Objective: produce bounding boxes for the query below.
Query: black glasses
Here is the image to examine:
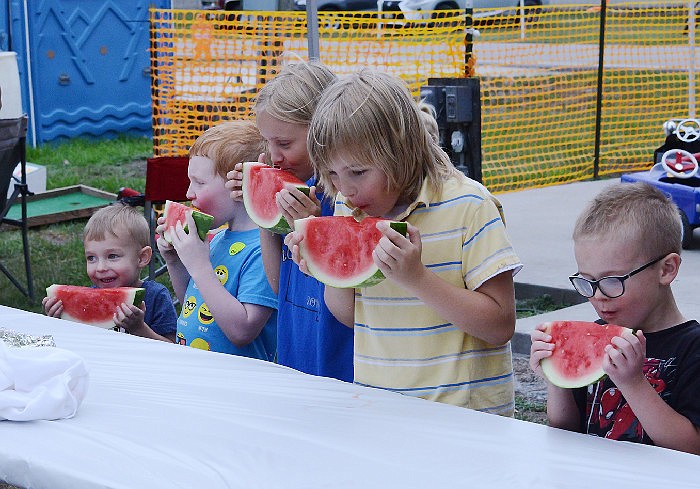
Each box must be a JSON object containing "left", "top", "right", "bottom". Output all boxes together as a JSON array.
[{"left": 569, "top": 255, "right": 667, "bottom": 298}]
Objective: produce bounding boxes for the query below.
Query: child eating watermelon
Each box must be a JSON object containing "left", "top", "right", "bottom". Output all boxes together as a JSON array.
[
  {"left": 225, "top": 62, "right": 354, "bottom": 382},
  {"left": 530, "top": 182, "right": 700, "bottom": 454},
  {"left": 286, "top": 69, "right": 523, "bottom": 414},
  {"left": 42, "top": 203, "right": 178, "bottom": 342},
  {"left": 155, "top": 120, "right": 278, "bottom": 360}
]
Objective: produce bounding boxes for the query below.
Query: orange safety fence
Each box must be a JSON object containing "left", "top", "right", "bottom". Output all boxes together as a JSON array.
[
  {"left": 150, "top": 8, "right": 467, "bottom": 157},
  {"left": 150, "top": 3, "right": 700, "bottom": 193}
]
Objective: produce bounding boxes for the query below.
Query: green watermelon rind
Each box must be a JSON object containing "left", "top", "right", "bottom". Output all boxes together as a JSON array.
[
  {"left": 296, "top": 218, "right": 408, "bottom": 289},
  {"left": 242, "top": 162, "right": 310, "bottom": 234},
  {"left": 540, "top": 321, "right": 633, "bottom": 389},
  {"left": 46, "top": 284, "right": 146, "bottom": 329},
  {"left": 162, "top": 200, "right": 215, "bottom": 243}
]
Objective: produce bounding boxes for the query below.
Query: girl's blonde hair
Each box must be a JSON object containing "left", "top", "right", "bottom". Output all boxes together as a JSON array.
[
  {"left": 573, "top": 182, "right": 682, "bottom": 257},
  {"left": 189, "top": 120, "right": 265, "bottom": 179},
  {"left": 308, "top": 69, "right": 455, "bottom": 202},
  {"left": 254, "top": 61, "right": 336, "bottom": 125},
  {"left": 417, "top": 100, "right": 439, "bottom": 144},
  {"left": 84, "top": 203, "right": 150, "bottom": 249}
]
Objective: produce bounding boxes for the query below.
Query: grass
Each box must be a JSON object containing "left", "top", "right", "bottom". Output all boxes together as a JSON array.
[
  {"left": 0, "top": 135, "right": 158, "bottom": 314},
  {"left": 28, "top": 134, "right": 153, "bottom": 191},
  {"left": 515, "top": 396, "right": 547, "bottom": 424},
  {"left": 516, "top": 294, "right": 567, "bottom": 319}
]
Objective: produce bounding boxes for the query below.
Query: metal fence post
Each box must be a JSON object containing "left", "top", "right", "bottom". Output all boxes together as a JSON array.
[
  {"left": 307, "top": 0, "right": 319, "bottom": 61},
  {"left": 593, "top": 0, "right": 607, "bottom": 180},
  {"left": 689, "top": 0, "right": 696, "bottom": 118}
]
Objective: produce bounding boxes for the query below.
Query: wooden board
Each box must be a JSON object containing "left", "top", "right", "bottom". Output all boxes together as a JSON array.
[{"left": 4, "top": 185, "right": 117, "bottom": 227}]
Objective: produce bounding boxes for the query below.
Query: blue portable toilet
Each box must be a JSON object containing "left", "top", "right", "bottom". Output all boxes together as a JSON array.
[{"left": 2, "top": 0, "right": 171, "bottom": 146}]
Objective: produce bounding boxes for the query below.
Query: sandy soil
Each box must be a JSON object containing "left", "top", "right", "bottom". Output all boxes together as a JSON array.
[{"left": 513, "top": 353, "right": 548, "bottom": 424}]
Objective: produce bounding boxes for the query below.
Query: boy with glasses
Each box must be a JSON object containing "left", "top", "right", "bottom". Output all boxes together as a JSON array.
[{"left": 529, "top": 182, "right": 700, "bottom": 454}]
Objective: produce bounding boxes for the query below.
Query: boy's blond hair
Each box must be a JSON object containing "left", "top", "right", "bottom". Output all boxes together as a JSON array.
[
  {"left": 84, "top": 203, "right": 150, "bottom": 249},
  {"left": 573, "top": 182, "right": 682, "bottom": 257},
  {"left": 254, "top": 61, "right": 336, "bottom": 126},
  {"left": 309, "top": 69, "right": 455, "bottom": 202},
  {"left": 189, "top": 120, "right": 265, "bottom": 179}
]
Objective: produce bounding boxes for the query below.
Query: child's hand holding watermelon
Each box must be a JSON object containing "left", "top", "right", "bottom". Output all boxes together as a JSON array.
[
  {"left": 225, "top": 161, "right": 246, "bottom": 203},
  {"left": 113, "top": 301, "right": 148, "bottom": 336},
  {"left": 528, "top": 323, "right": 554, "bottom": 380},
  {"left": 602, "top": 329, "right": 647, "bottom": 391},
  {"left": 162, "top": 213, "right": 212, "bottom": 273},
  {"left": 371, "top": 220, "right": 423, "bottom": 289},
  {"left": 155, "top": 216, "right": 178, "bottom": 259},
  {"left": 276, "top": 183, "right": 322, "bottom": 232},
  {"left": 283, "top": 231, "right": 309, "bottom": 275},
  {"left": 42, "top": 295, "right": 64, "bottom": 319},
  {"left": 225, "top": 152, "right": 266, "bottom": 203}
]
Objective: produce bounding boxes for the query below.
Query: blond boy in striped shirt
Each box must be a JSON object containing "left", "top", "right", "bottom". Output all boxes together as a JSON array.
[{"left": 287, "top": 70, "right": 522, "bottom": 415}]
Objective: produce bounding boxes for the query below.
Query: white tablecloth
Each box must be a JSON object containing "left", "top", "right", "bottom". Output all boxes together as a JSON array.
[{"left": 0, "top": 305, "right": 696, "bottom": 488}]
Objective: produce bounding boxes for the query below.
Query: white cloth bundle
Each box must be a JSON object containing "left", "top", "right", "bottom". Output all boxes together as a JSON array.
[{"left": 0, "top": 339, "right": 89, "bottom": 421}]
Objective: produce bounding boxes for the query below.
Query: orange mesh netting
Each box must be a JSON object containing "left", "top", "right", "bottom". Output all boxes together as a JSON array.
[
  {"left": 150, "top": 8, "right": 466, "bottom": 156},
  {"left": 151, "top": 3, "right": 699, "bottom": 193}
]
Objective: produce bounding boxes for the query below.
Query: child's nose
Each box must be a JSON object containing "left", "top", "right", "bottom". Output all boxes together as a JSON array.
[
  {"left": 269, "top": 148, "right": 284, "bottom": 165},
  {"left": 591, "top": 286, "right": 608, "bottom": 300},
  {"left": 340, "top": 181, "right": 354, "bottom": 198}
]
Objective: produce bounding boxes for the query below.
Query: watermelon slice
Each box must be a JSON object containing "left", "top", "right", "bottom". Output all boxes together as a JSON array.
[
  {"left": 162, "top": 200, "right": 214, "bottom": 244},
  {"left": 294, "top": 216, "right": 408, "bottom": 288},
  {"left": 46, "top": 284, "right": 146, "bottom": 329},
  {"left": 540, "top": 320, "right": 633, "bottom": 388},
  {"left": 242, "top": 161, "right": 310, "bottom": 234}
]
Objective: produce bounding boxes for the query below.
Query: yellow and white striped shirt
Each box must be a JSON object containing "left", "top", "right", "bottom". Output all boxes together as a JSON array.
[{"left": 336, "top": 171, "right": 522, "bottom": 415}]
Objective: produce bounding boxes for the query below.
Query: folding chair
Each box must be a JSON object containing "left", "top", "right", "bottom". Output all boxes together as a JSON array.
[
  {"left": 144, "top": 156, "right": 190, "bottom": 280},
  {"left": 0, "top": 115, "right": 34, "bottom": 299}
]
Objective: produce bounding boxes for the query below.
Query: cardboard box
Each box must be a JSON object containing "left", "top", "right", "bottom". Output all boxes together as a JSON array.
[{"left": 7, "top": 162, "right": 47, "bottom": 199}]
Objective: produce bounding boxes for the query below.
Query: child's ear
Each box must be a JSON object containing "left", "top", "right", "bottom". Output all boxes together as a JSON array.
[
  {"left": 659, "top": 253, "right": 681, "bottom": 285},
  {"left": 138, "top": 246, "right": 153, "bottom": 268}
]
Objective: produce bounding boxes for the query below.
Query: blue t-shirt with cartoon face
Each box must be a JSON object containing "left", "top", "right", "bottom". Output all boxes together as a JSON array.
[{"left": 176, "top": 228, "right": 277, "bottom": 360}]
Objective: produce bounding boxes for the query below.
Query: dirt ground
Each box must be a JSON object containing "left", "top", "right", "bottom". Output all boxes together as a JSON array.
[{"left": 513, "top": 353, "right": 548, "bottom": 424}]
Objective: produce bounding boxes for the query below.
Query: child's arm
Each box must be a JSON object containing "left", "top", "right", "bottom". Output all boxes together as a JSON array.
[
  {"left": 172, "top": 214, "right": 274, "bottom": 347},
  {"left": 529, "top": 324, "right": 581, "bottom": 431},
  {"left": 260, "top": 229, "right": 282, "bottom": 295},
  {"left": 155, "top": 216, "right": 190, "bottom": 304},
  {"left": 374, "top": 221, "right": 515, "bottom": 345},
  {"left": 605, "top": 330, "right": 700, "bottom": 454},
  {"left": 324, "top": 286, "right": 355, "bottom": 328}
]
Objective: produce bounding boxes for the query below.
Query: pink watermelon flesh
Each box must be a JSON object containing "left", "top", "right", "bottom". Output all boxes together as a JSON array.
[
  {"left": 162, "top": 200, "right": 214, "bottom": 243},
  {"left": 46, "top": 284, "right": 146, "bottom": 329},
  {"left": 295, "top": 216, "right": 408, "bottom": 288},
  {"left": 540, "top": 320, "right": 633, "bottom": 388},
  {"left": 242, "top": 162, "right": 310, "bottom": 234}
]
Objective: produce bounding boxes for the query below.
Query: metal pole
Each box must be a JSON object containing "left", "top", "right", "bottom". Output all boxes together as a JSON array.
[
  {"left": 307, "top": 0, "right": 320, "bottom": 61},
  {"left": 465, "top": 0, "right": 473, "bottom": 74},
  {"left": 22, "top": 0, "right": 37, "bottom": 147},
  {"left": 592, "top": 0, "right": 607, "bottom": 180},
  {"left": 689, "top": 0, "right": 696, "bottom": 118}
]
